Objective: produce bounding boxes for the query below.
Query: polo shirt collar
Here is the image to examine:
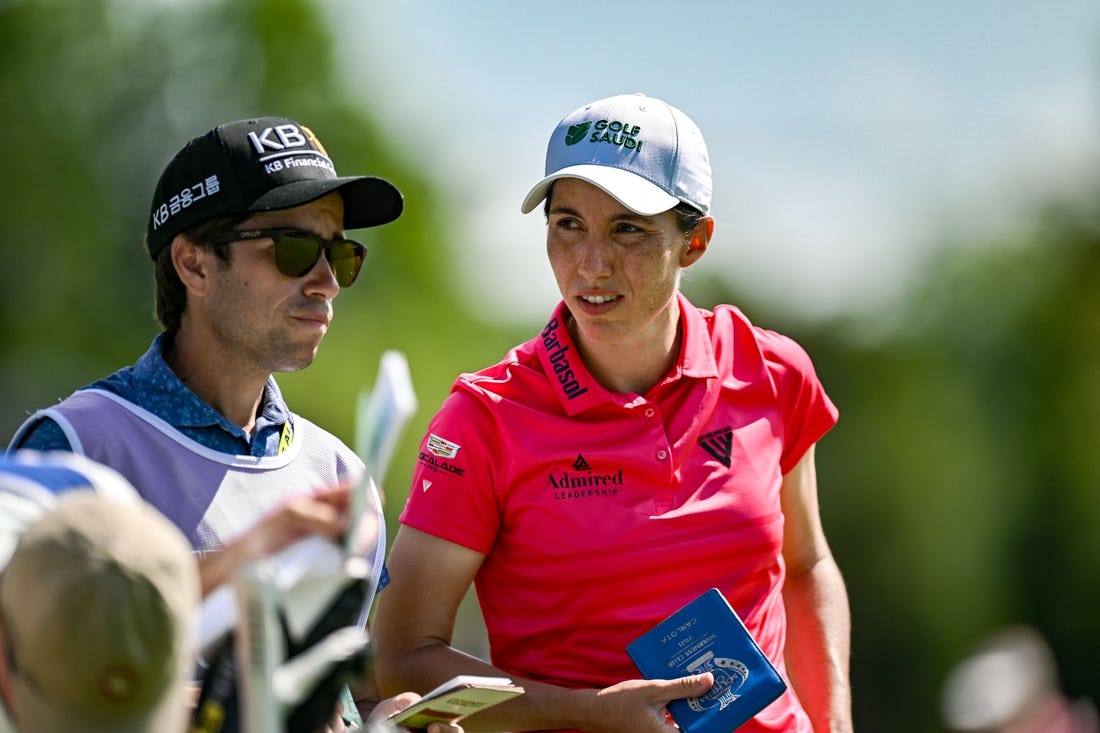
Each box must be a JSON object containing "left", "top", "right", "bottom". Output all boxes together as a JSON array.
[
  {"left": 138, "top": 332, "right": 292, "bottom": 436},
  {"left": 675, "top": 291, "right": 719, "bottom": 381},
  {"left": 536, "top": 304, "right": 602, "bottom": 416},
  {"left": 538, "top": 294, "right": 718, "bottom": 415}
]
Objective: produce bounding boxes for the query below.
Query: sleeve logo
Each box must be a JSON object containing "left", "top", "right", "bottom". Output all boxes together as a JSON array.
[{"left": 426, "top": 433, "right": 461, "bottom": 459}]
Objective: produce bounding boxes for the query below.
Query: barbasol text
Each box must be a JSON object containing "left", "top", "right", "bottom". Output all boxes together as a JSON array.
[{"left": 541, "top": 317, "right": 588, "bottom": 400}]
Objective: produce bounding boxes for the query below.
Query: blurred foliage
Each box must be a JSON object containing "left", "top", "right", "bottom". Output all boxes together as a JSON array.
[
  {"left": 787, "top": 207, "right": 1100, "bottom": 726},
  {"left": 2, "top": 1, "right": 1097, "bottom": 731},
  {"left": 0, "top": 0, "right": 525, "bottom": 518}
]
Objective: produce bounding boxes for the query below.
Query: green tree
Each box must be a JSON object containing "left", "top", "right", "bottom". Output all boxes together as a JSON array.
[{"left": 795, "top": 202, "right": 1100, "bottom": 730}]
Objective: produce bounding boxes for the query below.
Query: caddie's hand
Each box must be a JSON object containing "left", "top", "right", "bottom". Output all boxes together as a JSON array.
[
  {"left": 582, "top": 673, "right": 714, "bottom": 733},
  {"left": 367, "top": 691, "right": 464, "bottom": 732},
  {"left": 244, "top": 483, "right": 352, "bottom": 559},
  {"left": 198, "top": 483, "right": 356, "bottom": 596}
]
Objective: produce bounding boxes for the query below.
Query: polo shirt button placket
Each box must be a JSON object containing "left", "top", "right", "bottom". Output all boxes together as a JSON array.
[{"left": 653, "top": 445, "right": 675, "bottom": 512}]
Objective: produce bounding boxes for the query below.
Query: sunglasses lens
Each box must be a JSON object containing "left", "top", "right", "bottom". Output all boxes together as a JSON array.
[
  {"left": 273, "top": 233, "right": 323, "bottom": 278},
  {"left": 269, "top": 232, "right": 365, "bottom": 286},
  {"left": 328, "top": 240, "right": 365, "bottom": 287}
]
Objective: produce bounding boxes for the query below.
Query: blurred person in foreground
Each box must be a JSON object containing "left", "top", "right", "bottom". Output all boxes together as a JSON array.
[
  {"left": 941, "top": 625, "right": 1098, "bottom": 733},
  {"left": 0, "top": 454, "right": 460, "bottom": 733},
  {"left": 373, "top": 92, "right": 853, "bottom": 732},
  {"left": 4, "top": 117, "right": 451, "bottom": 729},
  {"left": 0, "top": 490, "right": 198, "bottom": 733},
  {"left": 0, "top": 451, "right": 167, "bottom": 733}
]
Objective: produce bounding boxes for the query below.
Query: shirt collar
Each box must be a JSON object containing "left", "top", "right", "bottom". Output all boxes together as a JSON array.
[
  {"left": 537, "top": 294, "right": 718, "bottom": 415},
  {"left": 675, "top": 291, "right": 719, "bottom": 380},
  {"left": 536, "top": 304, "right": 603, "bottom": 416},
  {"left": 136, "top": 332, "right": 292, "bottom": 435}
]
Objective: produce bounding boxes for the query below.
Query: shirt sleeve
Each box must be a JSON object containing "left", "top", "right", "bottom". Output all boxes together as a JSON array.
[
  {"left": 8, "top": 417, "right": 72, "bottom": 452},
  {"left": 756, "top": 328, "right": 838, "bottom": 474},
  {"left": 398, "top": 385, "right": 503, "bottom": 555}
]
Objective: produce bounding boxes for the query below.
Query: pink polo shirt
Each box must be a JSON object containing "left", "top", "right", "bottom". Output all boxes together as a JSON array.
[{"left": 400, "top": 293, "right": 838, "bottom": 732}]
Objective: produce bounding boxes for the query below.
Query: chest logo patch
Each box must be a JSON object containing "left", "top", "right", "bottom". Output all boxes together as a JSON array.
[
  {"left": 545, "top": 455, "right": 624, "bottom": 500},
  {"left": 698, "top": 426, "right": 733, "bottom": 467}
]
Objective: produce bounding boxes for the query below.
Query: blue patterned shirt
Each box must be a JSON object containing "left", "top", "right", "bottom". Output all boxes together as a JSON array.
[{"left": 15, "top": 332, "right": 291, "bottom": 457}]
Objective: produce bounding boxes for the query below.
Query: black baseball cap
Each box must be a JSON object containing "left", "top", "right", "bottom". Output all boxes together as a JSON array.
[{"left": 146, "top": 116, "right": 403, "bottom": 259}]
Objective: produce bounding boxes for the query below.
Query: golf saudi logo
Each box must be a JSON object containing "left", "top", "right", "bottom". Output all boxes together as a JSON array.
[
  {"left": 685, "top": 652, "right": 750, "bottom": 712},
  {"left": 565, "top": 121, "right": 592, "bottom": 146}
]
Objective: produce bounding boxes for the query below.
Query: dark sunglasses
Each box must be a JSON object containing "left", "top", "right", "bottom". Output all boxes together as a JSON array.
[{"left": 211, "top": 228, "right": 367, "bottom": 287}]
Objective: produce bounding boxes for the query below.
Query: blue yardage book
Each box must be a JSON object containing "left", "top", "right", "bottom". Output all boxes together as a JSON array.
[{"left": 626, "top": 588, "right": 786, "bottom": 733}]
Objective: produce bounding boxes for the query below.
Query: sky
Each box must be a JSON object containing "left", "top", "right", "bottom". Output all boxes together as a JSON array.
[{"left": 330, "top": 1, "right": 1100, "bottom": 326}]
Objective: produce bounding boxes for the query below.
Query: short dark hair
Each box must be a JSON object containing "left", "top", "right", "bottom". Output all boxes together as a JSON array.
[
  {"left": 151, "top": 213, "right": 248, "bottom": 332},
  {"left": 670, "top": 201, "right": 706, "bottom": 236}
]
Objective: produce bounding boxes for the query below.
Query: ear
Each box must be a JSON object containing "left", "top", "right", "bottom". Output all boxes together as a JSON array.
[
  {"left": 680, "top": 216, "right": 715, "bottom": 267},
  {"left": 170, "top": 235, "right": 212, "bottom": 297}
]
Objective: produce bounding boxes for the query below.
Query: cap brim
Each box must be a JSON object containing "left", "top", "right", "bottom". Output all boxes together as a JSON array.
[
  {"left": 251, "top": 176, "right": 404, "bottom": 231},
  {"left": 520, "top": 165, "right": 679, "bottom": 216}
]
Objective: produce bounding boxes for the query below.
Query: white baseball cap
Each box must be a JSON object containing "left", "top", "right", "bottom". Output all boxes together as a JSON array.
[{"left": 521, "top": 92, "right": 712, "bottom": 216}]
